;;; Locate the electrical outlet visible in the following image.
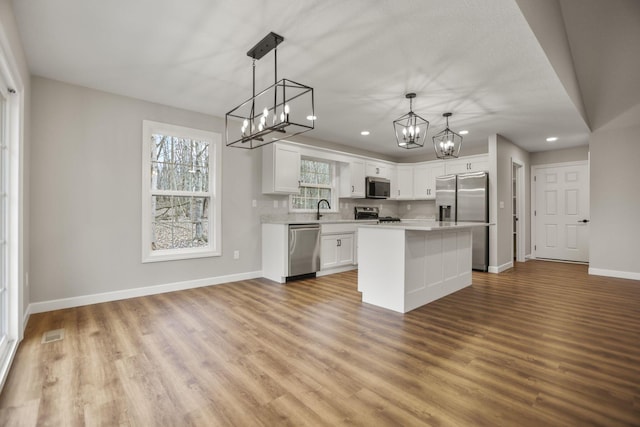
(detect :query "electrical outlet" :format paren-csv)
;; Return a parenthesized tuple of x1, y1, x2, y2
(499, 201, 505, 209)
(233, 250, 240, 260)
(273, 200, 279, 208)
(407, 204, 411, 210)
(252, 199, 257, 208)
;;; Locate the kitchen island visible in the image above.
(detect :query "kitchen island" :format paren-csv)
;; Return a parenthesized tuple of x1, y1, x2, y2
(357, 221, 489, 313)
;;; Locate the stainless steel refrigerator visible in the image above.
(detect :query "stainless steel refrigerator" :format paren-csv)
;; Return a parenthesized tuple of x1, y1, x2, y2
(436, 171, 489, 271)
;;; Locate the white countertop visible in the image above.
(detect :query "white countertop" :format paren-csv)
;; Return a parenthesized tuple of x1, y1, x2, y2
(358, 221, 490, 231)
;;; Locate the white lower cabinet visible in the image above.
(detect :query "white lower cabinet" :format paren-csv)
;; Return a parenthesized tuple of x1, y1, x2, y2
(321, 234, 354, 270)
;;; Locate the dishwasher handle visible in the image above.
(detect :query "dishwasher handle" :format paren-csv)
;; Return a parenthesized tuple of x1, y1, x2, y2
(288, 223, 320, 230)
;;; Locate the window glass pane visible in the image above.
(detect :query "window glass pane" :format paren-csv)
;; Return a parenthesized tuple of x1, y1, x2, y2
(151, 134, 209, 192)
(292, 158, 334, 210)
(151, 196, 210, 250)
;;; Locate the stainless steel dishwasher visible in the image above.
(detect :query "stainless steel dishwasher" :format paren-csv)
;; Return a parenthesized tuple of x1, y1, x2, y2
(288, 223, 321, 279)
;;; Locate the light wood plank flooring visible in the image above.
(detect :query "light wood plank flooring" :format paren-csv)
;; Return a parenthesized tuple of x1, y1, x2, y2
(1, 261, 639, 426)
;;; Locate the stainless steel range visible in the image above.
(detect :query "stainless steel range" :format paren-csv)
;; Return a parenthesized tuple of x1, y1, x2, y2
(354, 206, 401, 223)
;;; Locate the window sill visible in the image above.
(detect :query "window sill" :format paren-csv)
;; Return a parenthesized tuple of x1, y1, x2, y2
(142, 247, 221, 263)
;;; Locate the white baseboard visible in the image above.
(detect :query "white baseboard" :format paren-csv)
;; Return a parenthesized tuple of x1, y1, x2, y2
(27, 270, 263, 314)
(488, 261, 513, 274)
(316, 265, 357, 277)
(588, 268, 640, 281)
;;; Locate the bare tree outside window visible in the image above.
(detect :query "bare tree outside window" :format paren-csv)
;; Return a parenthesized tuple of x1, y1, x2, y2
(291, 159, 334, 210)
(150, 135, 210, 250)
(142, 121, 221, 263)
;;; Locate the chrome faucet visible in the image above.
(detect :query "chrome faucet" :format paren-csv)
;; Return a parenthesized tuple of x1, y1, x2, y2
(317, 199, 331, 220)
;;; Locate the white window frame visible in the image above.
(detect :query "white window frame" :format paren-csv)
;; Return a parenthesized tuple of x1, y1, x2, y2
(289, 157, 339, 213)
(0, 31, 23, 390)
(142, 121, 221, 263)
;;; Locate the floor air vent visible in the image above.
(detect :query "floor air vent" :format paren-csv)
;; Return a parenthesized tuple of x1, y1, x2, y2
(41, 328, 65, 344)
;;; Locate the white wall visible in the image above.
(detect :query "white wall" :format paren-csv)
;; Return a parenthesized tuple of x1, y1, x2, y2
(530, 146, 589, 165)
(589, 123, 640, 279)
(30, 77, 265, 304)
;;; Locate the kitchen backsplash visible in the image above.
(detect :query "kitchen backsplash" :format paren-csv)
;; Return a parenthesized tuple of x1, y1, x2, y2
(259, 195, 436, 222)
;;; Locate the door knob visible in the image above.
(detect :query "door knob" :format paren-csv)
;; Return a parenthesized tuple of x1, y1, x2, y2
(578, 219, 590, 223)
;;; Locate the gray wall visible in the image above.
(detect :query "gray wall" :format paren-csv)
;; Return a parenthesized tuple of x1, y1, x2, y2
(30, 77, 266, 303)
(489, 134, 531, 270)
(589, 123, 640, 275)
(530, 146, 589, 165)
(515, 0, 590, 127)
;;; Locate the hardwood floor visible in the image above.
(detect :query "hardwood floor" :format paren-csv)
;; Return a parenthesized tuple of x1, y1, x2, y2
(1, 261, 639, 426)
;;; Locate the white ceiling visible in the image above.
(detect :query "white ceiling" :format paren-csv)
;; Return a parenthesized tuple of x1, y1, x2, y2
(12, 0, 592, 160)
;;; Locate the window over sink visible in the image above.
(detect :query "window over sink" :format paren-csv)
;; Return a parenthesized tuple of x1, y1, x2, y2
(290, 158, 338, 213)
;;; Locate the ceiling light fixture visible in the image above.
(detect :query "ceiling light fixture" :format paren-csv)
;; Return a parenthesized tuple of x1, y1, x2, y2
(225, 32, 315, 149)
(432, 112, 463, 159)
(459, 130, 469, 135)
(546, 136, 558, 142)
(393, 93, 429, 149)
(361, 131, 370, 136)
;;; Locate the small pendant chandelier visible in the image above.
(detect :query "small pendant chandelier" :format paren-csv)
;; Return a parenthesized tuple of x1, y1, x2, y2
(393, 93, 429, 149)
(432, 112, 462, 159)
(225, 32, 315, 149)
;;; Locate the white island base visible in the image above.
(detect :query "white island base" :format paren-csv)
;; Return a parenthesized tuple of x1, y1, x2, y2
(358, 223, 479, 313)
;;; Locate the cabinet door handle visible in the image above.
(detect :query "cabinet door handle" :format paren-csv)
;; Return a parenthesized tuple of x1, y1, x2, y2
(337, 239, 341, 247)
(376, 167, 380, 174)
(398, 190, 400, 195)
(351, 185, 354, 192)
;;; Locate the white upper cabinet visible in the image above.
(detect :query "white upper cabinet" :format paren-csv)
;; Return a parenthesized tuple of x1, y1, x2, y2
(262, 143, 301, 194)
(339, 159, 365, 198)
(444, 154, 489, 175)
(412, 161, 445, 200)
(396, 166, 414, 200)
(365, 160, 391, 179)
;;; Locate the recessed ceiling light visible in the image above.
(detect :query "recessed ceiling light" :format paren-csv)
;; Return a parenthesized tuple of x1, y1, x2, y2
(546, 137, 558, 142)
(306, 115, 317, 121)
(459, 130, 469, 135)
(361, 131, 370, 136)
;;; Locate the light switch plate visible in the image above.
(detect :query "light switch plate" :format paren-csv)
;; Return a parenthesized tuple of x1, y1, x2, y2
(499, 201, 505, 209)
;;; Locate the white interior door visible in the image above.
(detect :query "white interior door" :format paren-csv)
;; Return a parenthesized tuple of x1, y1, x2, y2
(534, 162, 589, 262)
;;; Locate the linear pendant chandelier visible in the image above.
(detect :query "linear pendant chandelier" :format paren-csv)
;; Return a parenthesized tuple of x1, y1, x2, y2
(225, 32, 315, 149)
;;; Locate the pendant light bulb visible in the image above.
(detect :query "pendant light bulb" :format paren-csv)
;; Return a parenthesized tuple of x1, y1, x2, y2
(284, 104, 290, 114)
(262, 107, 269, 118)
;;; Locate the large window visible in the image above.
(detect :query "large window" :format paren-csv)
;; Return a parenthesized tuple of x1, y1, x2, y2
(290, 158, 337, 212)
(142, 121, 221, 262)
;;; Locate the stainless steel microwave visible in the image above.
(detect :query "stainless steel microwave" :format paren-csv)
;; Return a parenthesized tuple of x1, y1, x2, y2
(365, 176, 390, 199)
